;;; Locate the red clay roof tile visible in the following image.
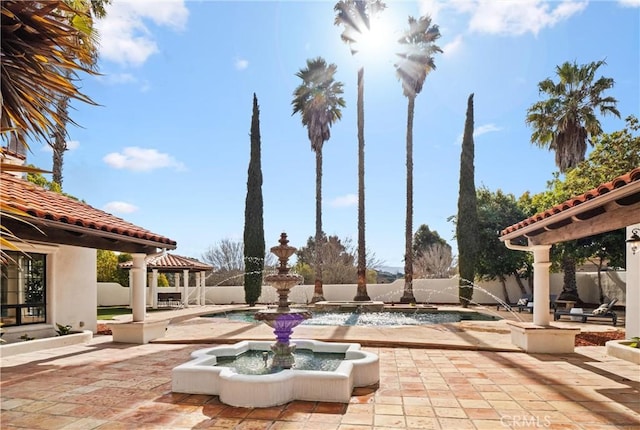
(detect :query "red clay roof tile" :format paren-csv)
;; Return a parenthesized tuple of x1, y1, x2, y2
(120, 252, 212, 271)
(500, 167, 640, 237)
(1, 173, 176, 248)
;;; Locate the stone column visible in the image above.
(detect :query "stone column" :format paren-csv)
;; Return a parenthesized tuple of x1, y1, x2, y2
(183, 269, 189, 308)
(131, 253, 147, 322)
(532, 245, 552, 326)
(201, 272, 206, 305)
(627, 224, 640, 338)
(151, 269, 158, 309)
(194, 272, 201, 305)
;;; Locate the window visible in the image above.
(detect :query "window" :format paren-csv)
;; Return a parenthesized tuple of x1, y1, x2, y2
(1, 252, 47, 326)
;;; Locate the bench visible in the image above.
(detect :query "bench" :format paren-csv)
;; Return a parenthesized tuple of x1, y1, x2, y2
(158, 292, 183, 308)
(553, 308, 617, 326)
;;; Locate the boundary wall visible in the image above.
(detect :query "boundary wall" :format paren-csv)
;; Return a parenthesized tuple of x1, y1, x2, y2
(98, 271, 626, 307)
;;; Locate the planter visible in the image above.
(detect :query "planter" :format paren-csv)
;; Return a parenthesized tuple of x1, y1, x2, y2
(0, 330, 93, 357)
(606, 340, 640, 365)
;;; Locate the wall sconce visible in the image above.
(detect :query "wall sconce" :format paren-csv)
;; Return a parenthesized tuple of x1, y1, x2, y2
(627, 228, 640, 255)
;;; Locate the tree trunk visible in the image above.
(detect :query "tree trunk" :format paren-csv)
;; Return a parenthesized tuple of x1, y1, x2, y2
(500, 275, 510, 306)
(51, 92, 70, 188)
(401, 96, 415, 304)
(557, 255, 580, 303)
(312, 149, 325, 302)
(513, 271, 528, 295)
(354, 67, 370, 301)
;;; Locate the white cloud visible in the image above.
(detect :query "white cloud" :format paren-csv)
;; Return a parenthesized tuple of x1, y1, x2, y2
(474, 123, 502, 137)
(419, 0, 444, 21)
(42, 140, 80, 152)
(455, 123, 502, 145)
(96, 73, 137, 85)
(442, 34, 463, 56)
(423, 0, 587, 36)
(466, 0, 588, 36)
(103, 147, 185, 172)
(619, 0, 640, 6)
(330, 194, 357, 208)
(96, 0, 189, 67)
(103, 201, 139, 214)
(234, 57, 249, 71)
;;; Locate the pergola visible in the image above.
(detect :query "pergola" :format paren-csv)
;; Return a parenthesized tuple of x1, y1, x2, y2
(499, 167, 640, 352)
(120, 252, 213, 308)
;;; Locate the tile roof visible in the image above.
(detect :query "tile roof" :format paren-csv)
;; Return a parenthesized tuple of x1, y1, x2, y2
(120, 252, 212, 271)
(1, 173, 177, 249)
(500, 167, 640, 237)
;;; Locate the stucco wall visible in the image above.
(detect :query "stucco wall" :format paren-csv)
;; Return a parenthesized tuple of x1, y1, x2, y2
(53, 245, 97, 333)
(97, 271, 626, 307)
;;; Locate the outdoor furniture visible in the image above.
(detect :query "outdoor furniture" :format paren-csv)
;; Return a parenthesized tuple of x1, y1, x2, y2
(525, 294, 558, 313)
(553, 298, 618, 326)
(497, 294, 532, 312)
(158, 292, 183, 308)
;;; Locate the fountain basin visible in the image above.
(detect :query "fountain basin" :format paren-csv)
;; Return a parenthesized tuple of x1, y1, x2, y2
(172, 339, 379, 407)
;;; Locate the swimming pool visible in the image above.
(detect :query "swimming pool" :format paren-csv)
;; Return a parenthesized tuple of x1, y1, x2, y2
(206, 309, 500, 326)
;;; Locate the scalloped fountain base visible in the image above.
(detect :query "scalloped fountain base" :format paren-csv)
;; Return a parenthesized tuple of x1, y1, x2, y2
(171, 339, 379, 407)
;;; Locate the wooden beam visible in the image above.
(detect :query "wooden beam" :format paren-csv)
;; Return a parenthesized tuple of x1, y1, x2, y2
(528, 202, 640, 245)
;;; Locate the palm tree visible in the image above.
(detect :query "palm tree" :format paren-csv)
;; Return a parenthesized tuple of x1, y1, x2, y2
(334, 0, 385, 301)
(394, 15, 442, 304)
(50, 0, 109, 188)
(292, 58, 346, 303)
(1, 0, 98, 260)
(526, 60, 620, 173)
(526, 60, 620, 303)
(1, 0, 97, 148)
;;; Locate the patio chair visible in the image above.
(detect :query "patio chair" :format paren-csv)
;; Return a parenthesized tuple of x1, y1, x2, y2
(496, 294, 532, 312)
(553, 298, 618, 326)
(524, 294, 558, 313)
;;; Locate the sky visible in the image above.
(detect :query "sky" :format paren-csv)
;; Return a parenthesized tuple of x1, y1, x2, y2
(22, 0, 640, 269)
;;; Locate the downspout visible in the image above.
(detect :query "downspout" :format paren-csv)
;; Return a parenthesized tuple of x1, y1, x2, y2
(504, 240, 552, 326)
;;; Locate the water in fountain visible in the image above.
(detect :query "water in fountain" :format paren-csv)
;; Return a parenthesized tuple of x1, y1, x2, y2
(213, 349, 346, 375)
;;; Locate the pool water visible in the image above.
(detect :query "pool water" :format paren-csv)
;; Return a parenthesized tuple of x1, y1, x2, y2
(207, 310, 500, 326)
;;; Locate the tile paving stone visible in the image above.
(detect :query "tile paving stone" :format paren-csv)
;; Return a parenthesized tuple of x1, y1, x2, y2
(405, 415, 440, 429)
(436, 417, 475, 429)
(373, 413, 406, 427)
(58, 417, 108, 430)
(341, 413, 374, 425)
(2, 311, 639, 430)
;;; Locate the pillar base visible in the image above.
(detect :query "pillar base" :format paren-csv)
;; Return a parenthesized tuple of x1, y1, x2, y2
(109, 320, 169, 344)
(506, 321, 579, 353)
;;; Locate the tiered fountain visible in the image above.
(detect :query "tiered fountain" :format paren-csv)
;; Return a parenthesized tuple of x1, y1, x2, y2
(253, 232, 311, 368)
(172, 233, 379, 407)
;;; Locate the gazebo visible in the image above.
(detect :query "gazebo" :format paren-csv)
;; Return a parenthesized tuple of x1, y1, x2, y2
(499, 167, 640, 353)
(120, 252, 213, 308)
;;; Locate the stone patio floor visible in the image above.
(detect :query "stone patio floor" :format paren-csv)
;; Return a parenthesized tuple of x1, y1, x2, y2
(1, 306, 639, 429)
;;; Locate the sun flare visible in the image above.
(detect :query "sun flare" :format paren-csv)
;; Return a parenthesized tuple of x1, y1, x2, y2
(354, 15, 395, 64)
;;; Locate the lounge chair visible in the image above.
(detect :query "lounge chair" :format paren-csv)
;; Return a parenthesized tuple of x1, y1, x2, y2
(524, 294, 558, 313)
(497, 294, 532, 312)
(553, 298, 618, 326)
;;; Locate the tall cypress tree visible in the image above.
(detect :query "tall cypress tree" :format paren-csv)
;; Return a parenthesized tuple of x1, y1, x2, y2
(243, 93, 265, 306)
(456, 93, 479, 307)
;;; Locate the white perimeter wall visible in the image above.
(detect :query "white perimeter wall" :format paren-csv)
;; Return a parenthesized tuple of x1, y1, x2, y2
(98, 271, 627, 307)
